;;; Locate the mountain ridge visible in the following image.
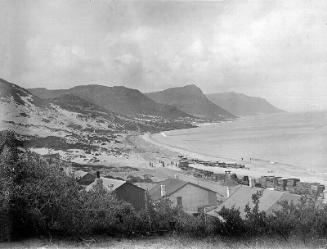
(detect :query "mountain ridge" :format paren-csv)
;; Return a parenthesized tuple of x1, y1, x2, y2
(146, 84, 235, 120)
(206, 92, 284, 116)
(30, 85, 192, 119)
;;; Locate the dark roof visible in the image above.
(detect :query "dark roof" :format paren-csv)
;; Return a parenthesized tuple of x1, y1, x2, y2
(149, 178, 216, 201)
(78, 173, 96, 186)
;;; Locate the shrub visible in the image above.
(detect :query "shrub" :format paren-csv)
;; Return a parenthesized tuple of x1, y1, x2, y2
(244, 191, 269, 236)
(74, 181, 138, 236)
(218, 206, 246, 237)
(9, 152, 81, 237)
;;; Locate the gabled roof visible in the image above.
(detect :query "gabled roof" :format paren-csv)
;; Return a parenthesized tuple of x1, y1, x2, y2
(206, 185, 300, 218)
(74, 170, 88, 179)
(85, 177, 126, 192)
(149, 178, 217, 201)
(134, 182, 157, 191)
(78, 172, 96, 186)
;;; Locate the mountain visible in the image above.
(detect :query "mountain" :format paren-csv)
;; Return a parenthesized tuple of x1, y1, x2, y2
(49, 94, 112, 116)
(146, 84, 235, 120)
(30, 85, 191, 119)
(0, 78, 46, 107)
(206, 92, 284, 116)
(0, 78, 195, 165)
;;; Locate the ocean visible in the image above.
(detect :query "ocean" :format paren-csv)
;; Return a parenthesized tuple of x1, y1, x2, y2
(152, 111, 327, 183)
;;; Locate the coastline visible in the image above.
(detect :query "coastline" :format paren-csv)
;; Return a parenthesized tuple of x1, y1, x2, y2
(141, 129, 327, 186)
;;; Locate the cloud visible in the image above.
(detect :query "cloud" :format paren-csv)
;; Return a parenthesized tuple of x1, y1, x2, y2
(1, 0, 327, 111)
(187, 39, 204, 57)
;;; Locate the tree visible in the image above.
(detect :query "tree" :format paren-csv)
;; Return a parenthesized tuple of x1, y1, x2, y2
(218, 206, 246, 237)
(9, 151, 81, 237)
(244, 191, 268, 236)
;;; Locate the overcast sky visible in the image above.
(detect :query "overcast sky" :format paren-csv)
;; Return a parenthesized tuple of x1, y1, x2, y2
(1, 0, 327, 111)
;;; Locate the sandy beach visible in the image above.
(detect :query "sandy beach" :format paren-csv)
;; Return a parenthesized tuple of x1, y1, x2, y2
(141, 131, 327, 186)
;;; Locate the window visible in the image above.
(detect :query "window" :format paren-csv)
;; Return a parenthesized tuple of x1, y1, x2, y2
(177, 196, 182, 207)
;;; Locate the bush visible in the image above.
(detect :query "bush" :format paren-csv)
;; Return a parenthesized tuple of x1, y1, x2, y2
(175, 212, 213, 237)
(4, 131, 327, 241)
(244, 191, 269, 236)
(8, 154, 142, 237)
(73, 182, 139, 236)
(218, 206, 246, 237)
(9, 152, 81, 237)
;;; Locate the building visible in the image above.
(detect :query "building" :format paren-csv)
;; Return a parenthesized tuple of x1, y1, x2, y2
(206, 185, 300, 219)
(149, 178, 218, 214)
(86, 174, 146, 211)
(73, 170, 88, 180)
(77, 172, 97, 186)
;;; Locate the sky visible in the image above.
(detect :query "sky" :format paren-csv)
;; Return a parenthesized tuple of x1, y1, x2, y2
(1, 0, 327, 112)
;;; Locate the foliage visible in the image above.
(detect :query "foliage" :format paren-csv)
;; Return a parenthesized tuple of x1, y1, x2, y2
(244, 191, 269, 236)
(218, 206, 245, 237)
(9, 152, 81, 237)
(3, 132, 327, 241)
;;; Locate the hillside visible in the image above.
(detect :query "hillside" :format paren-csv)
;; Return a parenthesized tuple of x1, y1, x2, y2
(48, 94, 119, 119)
(30, 85, 191, 119)
(0, 79, 195, 165)
(146, 85, 235, 120)
(0, 78, 46, 107)
(206, 92, 284, 116)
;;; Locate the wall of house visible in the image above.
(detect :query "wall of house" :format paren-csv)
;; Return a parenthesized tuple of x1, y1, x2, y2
(169, 184, 217, 213)
(115, 183, 146, 211)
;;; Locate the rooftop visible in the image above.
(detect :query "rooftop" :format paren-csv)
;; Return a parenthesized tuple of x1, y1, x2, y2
(149, 178, 217, 201)
(207, 185, 300, 218)
(85, 177, 126, 192)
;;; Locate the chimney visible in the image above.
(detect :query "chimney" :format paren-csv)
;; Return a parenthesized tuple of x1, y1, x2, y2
(224, 170, 231, 182)
(96, 171, 100, 179)
(160, 184, 166, 197)
(249, 177, 253, 187)
(226, 186, 230, 198)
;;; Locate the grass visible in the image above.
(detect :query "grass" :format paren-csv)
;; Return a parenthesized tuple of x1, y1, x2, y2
(1, 235, 326, 249)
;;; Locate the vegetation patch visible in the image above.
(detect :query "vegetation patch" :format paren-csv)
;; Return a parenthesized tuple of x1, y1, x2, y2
(23, 136, 98, 151)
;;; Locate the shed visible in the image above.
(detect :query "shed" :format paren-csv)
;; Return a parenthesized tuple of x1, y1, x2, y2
(78, 172, 96, 186)
(86, 177, 146, 211)
(74, 170, 88, 180)
(149, 178, 217, 214)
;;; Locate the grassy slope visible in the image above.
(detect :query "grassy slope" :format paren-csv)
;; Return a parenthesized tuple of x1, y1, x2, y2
(1, 236, 324, 249)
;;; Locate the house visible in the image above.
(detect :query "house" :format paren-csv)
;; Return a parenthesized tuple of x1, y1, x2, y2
(206, 185, 300, 219)
(134, 182, 157, 191)
(78, 172, 97, 186)
(86, 174, 146, 211)
(73, 170, 88, 180)
(148, 178, 218, 214)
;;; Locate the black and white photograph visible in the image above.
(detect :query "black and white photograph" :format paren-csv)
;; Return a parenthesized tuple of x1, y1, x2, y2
(1, 0, 327, 248)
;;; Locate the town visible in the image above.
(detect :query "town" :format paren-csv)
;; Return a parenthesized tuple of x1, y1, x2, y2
(41, 148, 327, 219)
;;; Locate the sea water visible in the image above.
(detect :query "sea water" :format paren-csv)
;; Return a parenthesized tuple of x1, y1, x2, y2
(152, 111, 327, 182)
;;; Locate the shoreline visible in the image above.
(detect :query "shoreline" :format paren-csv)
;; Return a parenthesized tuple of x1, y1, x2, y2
(141, 130, 327, 186)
